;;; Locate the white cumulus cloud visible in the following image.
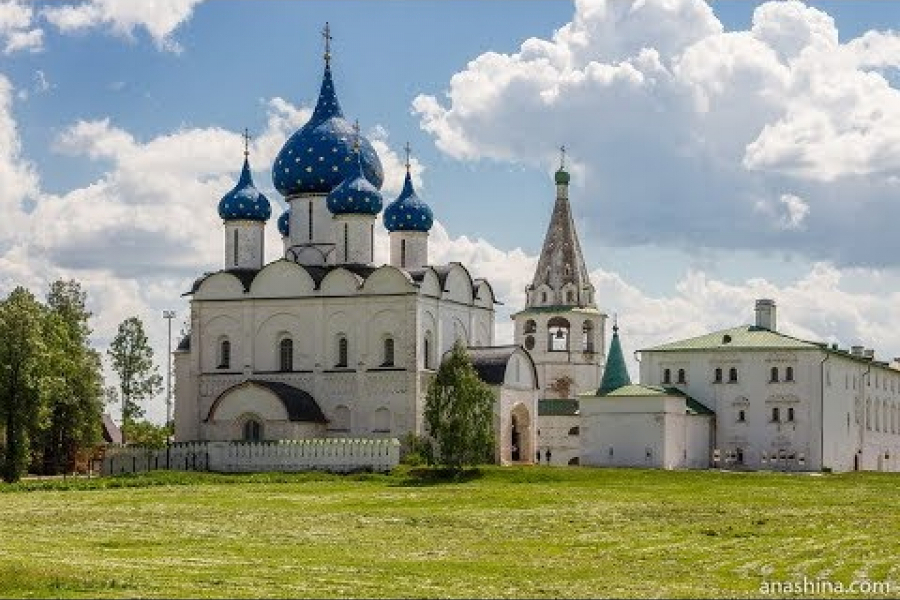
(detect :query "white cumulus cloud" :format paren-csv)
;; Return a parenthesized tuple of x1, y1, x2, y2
(42, 0, 205, 52)
(414, 0, 900, 267)
(0, 0, 43, 53)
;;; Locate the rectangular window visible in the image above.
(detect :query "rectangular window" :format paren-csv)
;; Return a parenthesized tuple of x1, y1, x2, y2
(737, 410, 746, 423)
(308, 201, 313, 241)
(787, 407, 795, 422)
(771, 407, 780, 422)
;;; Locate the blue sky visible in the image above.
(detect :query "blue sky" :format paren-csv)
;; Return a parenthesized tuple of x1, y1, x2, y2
(4, 0, 900, 423)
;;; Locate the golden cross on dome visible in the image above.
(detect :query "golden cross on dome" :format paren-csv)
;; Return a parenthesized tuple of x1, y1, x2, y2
(242, 128, 251, 158)
(559, 144, 566, 169)
(404, 142, 412, 172)
(322, 22, 332, 65)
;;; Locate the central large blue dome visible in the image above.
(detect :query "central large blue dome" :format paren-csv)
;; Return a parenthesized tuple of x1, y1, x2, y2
(272, 62, 383, 198)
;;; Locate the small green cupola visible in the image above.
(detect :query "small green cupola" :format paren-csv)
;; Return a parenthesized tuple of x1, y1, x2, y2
(598, 323, 631, 395)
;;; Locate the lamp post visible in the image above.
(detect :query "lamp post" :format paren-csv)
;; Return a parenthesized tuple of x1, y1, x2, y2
(163, 310, 176, 428)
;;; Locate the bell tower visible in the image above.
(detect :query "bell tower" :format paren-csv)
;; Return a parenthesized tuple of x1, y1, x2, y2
(512, 146, 606, 400)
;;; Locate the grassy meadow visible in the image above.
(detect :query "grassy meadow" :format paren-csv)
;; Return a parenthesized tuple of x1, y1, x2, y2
(0, 466, 898, 598)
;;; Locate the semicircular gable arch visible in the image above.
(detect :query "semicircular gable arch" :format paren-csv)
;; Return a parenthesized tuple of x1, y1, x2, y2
(250, 260, 316, 298)
(419, 268, 442, 298)
(361, 265, 416, 295)
(442, 263, 475, 304)
(194, 272, 248, 300)
(474, 279, 497, 308)
(320, 268, 364, 296)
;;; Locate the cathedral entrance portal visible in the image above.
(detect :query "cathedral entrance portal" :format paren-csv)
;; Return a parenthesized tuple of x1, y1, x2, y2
(509, 403, 532, 464)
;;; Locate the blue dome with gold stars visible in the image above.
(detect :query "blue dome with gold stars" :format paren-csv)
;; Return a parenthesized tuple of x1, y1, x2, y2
(218, 157, 271, 222)
(327, 156, 383, 215)
(272, 60, 383, 198)
(277, 209, 290, 236)
(384, 171, 433, 232)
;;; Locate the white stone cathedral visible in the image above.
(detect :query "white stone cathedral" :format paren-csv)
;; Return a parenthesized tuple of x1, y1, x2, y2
(173, 27, 540, 464)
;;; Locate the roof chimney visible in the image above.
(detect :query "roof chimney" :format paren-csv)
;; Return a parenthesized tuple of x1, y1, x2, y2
(851, 345, 864, 357)
(863, 348, 875, 360)
(754, 299, 776, 331)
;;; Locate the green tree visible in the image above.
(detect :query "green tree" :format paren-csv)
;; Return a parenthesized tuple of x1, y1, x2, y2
(424, 342, 495, 470)
(107, 317, 162, 445)
(122, 420, 171, 449)
(34, 280, 103, 474)
(0, 287, 51, 483)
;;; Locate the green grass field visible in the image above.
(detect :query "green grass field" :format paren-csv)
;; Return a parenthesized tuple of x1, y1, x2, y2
(0, 467, 897, 598)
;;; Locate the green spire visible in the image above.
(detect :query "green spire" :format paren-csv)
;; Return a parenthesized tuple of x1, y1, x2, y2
(598, 323, 631, 395)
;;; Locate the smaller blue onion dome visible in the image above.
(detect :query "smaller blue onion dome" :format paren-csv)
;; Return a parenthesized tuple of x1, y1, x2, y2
(218, 157, 271, 222)
(384, 170, 433, 232)
(326, 137, 384, 216)
(277, 209, 290, 236)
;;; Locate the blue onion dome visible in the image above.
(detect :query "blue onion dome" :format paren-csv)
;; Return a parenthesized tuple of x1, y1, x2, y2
(218, 156, 271, 221)
(327, 164, 384, 215)
(277, 209, 290, 236)
(272, 60, 384, 197)
(384, 171, 433, 232)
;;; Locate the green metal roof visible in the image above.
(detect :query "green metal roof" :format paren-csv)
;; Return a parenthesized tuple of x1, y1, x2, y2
(642, 325, 822, 352)
(597, 326, 631, 394)
(602, 384, 668, 397)
(538, 399, 579, 416)
(588, 384, 715, 416)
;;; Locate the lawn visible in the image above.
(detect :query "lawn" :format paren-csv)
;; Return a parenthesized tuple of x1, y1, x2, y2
(0, 467, 897, 598)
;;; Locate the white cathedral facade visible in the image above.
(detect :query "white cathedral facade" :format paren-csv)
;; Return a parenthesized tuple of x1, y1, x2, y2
(173, 32, 540, 464)
(173, 26, 900, 473)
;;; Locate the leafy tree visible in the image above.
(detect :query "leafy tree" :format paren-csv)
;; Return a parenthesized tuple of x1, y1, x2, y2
(122, 420, 171, 450)
(34, 280, 103, 474)
(424, 342, 495, 470)
(107, 317, 162, 444)
(0, 288, 51, 482)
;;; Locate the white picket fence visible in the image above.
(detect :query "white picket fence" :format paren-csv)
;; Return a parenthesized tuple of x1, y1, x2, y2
(102, 438, 400, 475)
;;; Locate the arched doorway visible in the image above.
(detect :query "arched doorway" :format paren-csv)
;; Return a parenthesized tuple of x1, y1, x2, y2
(509, 403, 533, 464)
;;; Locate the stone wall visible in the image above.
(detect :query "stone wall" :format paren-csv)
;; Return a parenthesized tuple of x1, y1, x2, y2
(102, 438, 400, 475)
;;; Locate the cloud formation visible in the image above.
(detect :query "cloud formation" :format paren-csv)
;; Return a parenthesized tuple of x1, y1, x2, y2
(0, 0, 43, 53)
(414, 0, 900, 267)
(42, 0, 205, 52)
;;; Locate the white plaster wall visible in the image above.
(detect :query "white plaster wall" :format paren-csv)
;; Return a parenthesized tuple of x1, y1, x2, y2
(203, 420, 324, 441)
(639, 347, 900, 472)
(537, 415, 580, 466)
(390, 231, 428, 270)
(580, 397, 672, 468)
(173, 350, 198, 441)
(289, 195, 333, 252)
(224, 221, 265, 270)
(333, 214, 376, 264)
(181, 262, 496, 449)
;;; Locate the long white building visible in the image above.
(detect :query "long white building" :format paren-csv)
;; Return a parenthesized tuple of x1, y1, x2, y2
(630, 299, 900, 472)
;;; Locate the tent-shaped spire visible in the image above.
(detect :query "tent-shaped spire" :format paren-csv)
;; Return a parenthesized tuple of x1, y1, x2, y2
(528, 147, 593, 307)
(598, 323, 631, 395)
